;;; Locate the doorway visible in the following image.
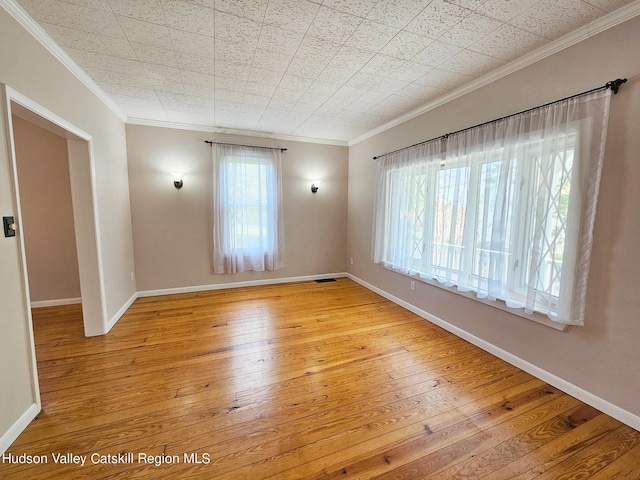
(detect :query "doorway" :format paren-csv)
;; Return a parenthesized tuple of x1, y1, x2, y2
(6, 90, 108, 338)
(0, 85, 108, 453)
(12, 114, 82, 310)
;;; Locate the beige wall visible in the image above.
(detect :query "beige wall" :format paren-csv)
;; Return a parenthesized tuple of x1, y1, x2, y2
(348, 16, 640, 418)
(126, 125, 349, 292)
(0, 9, 135, 323)
(0, 6, 135, 448)
(0, 85, 37, 455)
(12, 115, 81, 303)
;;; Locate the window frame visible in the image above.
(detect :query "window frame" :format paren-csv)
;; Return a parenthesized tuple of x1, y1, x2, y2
(220, 154, 274, 254)
(377, 130, 583, 330)
(212, 144, 285, 274)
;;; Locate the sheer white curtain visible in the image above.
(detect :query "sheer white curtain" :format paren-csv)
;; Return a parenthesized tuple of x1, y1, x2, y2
(212, 144, 285, 273)
(373, 89, 611, 325)
(372, 139, 444, 271)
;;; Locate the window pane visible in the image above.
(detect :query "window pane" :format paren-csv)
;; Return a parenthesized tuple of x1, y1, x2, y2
(432, 165, 469, 274)
(472, 159, 517, 281)
(384, 168, 427, 268)
(522, 144, 575, 299)
(223, 161, 272, 252)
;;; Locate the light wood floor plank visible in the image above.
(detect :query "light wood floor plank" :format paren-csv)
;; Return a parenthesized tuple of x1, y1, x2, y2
(2, 278, 639, 479)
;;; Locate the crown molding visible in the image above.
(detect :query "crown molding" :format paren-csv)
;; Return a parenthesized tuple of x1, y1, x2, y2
(349, 0, 640, 146)
(1, 0, 127, 122)
(126, 117, 350, 147)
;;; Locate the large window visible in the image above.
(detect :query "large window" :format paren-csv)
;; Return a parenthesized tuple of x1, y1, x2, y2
(372, 90, 611, 326)
(212, 144, 285, 273)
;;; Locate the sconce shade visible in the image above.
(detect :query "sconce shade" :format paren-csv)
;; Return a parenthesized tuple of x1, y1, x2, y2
(172, 172, 183, 189)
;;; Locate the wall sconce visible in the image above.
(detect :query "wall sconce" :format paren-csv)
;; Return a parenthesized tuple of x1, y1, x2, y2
(311, 180, 321, 193)
(172, 172, 183, 189)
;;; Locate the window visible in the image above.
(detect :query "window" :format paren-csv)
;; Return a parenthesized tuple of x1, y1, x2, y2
(212, 144, 285, 273)
(372, 89, 611, 326)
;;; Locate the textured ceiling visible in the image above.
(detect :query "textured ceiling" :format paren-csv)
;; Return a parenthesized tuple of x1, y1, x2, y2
(12, 0, 637, 143)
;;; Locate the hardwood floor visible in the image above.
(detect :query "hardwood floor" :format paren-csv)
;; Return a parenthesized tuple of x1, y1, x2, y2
(3, 278, 639, 479)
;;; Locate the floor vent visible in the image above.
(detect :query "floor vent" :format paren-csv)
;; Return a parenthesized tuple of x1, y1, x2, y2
(315, 278, 337, 283)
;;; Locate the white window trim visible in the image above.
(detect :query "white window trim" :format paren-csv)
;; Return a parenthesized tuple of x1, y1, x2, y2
(404, 272, 568, 331)
(382, 132, 578, 322)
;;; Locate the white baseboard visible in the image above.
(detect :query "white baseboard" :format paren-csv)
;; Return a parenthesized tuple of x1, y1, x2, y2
(105, 292, 138, 334)
(30, 297, 81, 308)
(137, 272, 348, 298)
(347, 273, 640, 432)
(0, 403, 40, 455)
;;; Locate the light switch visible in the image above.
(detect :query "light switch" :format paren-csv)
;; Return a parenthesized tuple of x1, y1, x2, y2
(3, 216, 16, 238)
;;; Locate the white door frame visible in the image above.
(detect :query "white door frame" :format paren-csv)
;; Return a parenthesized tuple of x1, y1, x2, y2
(4, 86, 109, 336)
(0, 84, 109, 454)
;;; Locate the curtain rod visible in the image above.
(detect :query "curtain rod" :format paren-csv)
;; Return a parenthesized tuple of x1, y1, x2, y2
(372, 78, 627, 160)
(204, 140, 287, 152)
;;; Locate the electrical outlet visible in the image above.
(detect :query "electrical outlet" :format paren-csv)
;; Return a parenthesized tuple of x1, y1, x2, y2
(131, 272, 135, 282)
(349, 257, 354, 265)
(410, 280, 416, 291)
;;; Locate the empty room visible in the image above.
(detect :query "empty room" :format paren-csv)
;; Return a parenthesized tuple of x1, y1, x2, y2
(1, 0, 639, 478)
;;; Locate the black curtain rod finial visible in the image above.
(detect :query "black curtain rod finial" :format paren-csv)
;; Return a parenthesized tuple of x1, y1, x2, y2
(606, 78, 627, 94)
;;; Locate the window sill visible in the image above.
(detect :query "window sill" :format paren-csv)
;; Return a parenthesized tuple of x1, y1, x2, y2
(406, 272, 569, 331)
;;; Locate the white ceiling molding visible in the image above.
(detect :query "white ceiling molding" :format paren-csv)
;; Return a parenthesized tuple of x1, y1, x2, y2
(126, 117, 349, 147)
(349, 1, 640, 146)
(0, 0, 127, 122)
